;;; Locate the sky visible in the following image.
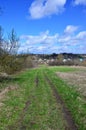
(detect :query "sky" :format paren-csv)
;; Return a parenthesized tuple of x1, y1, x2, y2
(0, 0, 86, 54)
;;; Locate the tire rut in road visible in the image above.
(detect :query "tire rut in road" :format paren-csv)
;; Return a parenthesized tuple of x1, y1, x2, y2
(44, 74, 78, 130)
(19, 75, 39, 129)
(35, 74, 39, 87)
(18, 100, 31, 130)
(7, 99, 31, 130)
(8, 75, 39, 130)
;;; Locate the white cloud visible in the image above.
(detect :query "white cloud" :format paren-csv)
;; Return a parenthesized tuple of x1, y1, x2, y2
(73, 0, 86, 6)
(76, 31, 86, 39)
(29, 0, 67, 19)
(58, 36, 71, 43)
(20, 30, 59, 45)
(19, 25, 86, 54)
(64, 25, 78, 34)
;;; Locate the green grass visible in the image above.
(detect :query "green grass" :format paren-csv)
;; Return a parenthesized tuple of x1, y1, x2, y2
(0, 69, 38, 129)
(45, 67, 86, 130)
(0, 66, 86, 130)
(17, 69, 67, 130)
(0, 68, 67, 130)
(49, 66, 77, 72)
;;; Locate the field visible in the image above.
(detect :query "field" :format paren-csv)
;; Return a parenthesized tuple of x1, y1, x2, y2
(0, 66, 86, 130)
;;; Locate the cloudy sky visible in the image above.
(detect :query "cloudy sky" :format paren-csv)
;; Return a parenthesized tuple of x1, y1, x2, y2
(0, 0, 86, 54)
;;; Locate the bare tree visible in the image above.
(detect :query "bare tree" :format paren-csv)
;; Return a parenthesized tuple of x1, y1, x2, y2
(0, 27, 33, 74)
(0, 28, 19, 55)
(0, 27, 20, 74)
(7, 28, 19, 54)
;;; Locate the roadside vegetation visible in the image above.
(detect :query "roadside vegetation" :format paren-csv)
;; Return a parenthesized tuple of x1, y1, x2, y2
(0, 26, 34, 75)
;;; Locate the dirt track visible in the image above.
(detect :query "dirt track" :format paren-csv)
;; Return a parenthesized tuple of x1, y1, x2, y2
(18, 73, 77, 130)
(44, 74, 78, 130)
(0, 70, 80, 130)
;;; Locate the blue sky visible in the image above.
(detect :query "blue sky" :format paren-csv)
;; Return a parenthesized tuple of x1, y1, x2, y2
(0, 0, 86, 54)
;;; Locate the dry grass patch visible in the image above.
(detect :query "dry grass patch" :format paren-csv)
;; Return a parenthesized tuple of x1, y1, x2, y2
(56, 66, 86, 97)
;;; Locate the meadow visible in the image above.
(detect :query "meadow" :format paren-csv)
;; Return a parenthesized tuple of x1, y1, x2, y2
(0, 66, 86, 130)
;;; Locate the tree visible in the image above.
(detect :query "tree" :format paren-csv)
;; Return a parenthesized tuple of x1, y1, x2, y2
(57, 54, 64, 65)
(4, 29, 20, 73)
(0, 28, 20, 74)
(7, 28, 19, 54)
(57, 54, 64, 61)
(0, 27, 33, 74)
